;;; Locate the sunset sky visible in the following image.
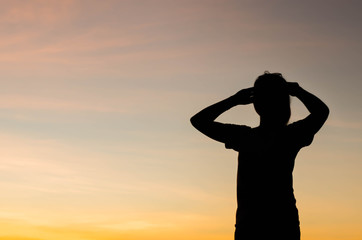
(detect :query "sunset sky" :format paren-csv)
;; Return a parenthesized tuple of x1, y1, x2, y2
(0, 1, 361, 239)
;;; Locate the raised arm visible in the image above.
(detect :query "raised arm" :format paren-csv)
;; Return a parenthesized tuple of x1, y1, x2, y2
(190, 88, 253, 143)
(288, 82, 329, 134)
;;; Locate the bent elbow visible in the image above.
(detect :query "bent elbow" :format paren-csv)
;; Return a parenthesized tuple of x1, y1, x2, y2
(190, 115, 200, 129)
(319, 105, 330, 124)
(323, 105, 330, 120)
(190, 115, 210, 133)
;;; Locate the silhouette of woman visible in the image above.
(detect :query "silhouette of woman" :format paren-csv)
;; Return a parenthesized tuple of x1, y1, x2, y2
(190, 72, 329, 240)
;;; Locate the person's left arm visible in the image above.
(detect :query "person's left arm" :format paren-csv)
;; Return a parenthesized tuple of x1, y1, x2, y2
(190, 88, 253, 143)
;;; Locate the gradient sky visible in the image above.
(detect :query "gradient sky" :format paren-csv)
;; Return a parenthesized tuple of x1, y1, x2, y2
(0, 1, 361, 239)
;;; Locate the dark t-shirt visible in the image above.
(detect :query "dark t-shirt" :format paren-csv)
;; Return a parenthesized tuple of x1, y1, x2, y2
(223, 120, 314, 230)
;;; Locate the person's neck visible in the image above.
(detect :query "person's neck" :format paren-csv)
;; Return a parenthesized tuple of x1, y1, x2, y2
(259, 118, 286, 130)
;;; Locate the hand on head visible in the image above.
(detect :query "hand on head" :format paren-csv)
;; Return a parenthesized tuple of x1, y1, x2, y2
(287, 82, 300, 96)
(233, 81, 300, 106)
(233, 87, 254, 105)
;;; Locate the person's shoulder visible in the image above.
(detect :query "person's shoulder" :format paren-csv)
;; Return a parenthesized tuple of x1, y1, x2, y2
(287, 119, 304, 128)
(287, 119, 315, 133)
(287, 120, 314, 147)
(224, 123, 252, 131)
(224, 124, 252, 151)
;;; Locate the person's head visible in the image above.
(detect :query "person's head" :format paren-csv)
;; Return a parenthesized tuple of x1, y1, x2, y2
(253, 71, 290, 126)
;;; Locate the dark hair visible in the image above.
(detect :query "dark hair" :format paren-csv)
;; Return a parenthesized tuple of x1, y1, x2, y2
(253, 71, 291, 125)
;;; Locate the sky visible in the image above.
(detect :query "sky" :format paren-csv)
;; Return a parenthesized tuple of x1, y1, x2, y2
(0, 0, 361, 239)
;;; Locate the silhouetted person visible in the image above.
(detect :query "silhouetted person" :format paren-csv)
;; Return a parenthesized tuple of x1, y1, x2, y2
(190, 72, 329, 240)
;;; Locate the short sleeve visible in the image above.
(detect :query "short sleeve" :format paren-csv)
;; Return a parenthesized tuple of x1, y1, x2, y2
(223, 124, 251, 151)
(288, 119, 315, 148)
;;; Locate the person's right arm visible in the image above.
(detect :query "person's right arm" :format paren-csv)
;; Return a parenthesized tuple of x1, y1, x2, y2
(288, 82, 329, 134)
(190, 88, 253, 143)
